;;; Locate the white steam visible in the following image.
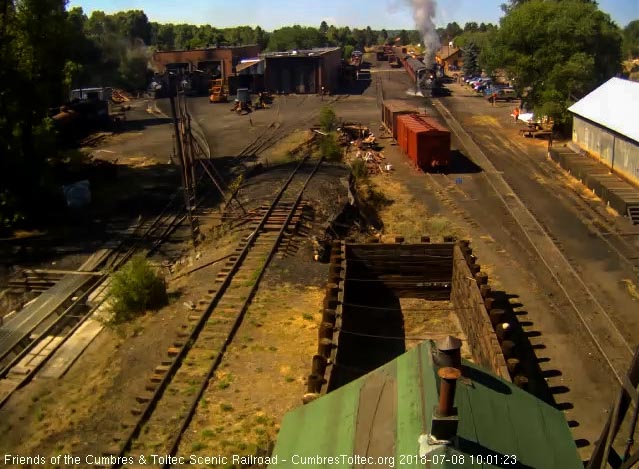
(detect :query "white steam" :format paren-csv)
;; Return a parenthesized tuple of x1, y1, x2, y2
(408, 0, 440, 67)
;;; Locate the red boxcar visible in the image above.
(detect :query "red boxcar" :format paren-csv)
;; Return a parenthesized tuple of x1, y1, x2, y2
(382, 99, 419, 141)
(396, 114, 451, 170)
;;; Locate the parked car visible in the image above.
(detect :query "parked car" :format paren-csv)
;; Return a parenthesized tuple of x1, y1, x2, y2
(486, 88, 519, 102)
(474, 79, 492, 92)
(483, 84, 510, 96)
(469, 77, 489, 88)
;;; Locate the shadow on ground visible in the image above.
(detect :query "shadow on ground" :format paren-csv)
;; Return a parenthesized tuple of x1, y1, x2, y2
(119, 117, 173, 132)
(488, 288, 588, 452)
(443, 150, 483, 174)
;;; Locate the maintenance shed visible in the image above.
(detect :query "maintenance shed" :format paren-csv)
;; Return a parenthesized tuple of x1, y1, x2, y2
(269, 340, 582, 469)
(568, 77, 639, 186)
(151, 44, 260, 78)
(262, 47, 342, 94)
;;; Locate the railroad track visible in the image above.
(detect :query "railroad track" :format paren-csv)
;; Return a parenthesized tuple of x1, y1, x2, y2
(237, 94, 349, 159)
(490, 128, 639, 276)
(97, 156, 323, 468)
(0, 196, 189, 408)
(431, 99, 634, 384)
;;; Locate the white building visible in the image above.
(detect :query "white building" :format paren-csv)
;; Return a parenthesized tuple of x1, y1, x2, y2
(568, 78, 639, 186)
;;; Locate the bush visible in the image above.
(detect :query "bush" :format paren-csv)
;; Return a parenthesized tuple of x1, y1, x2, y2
(351, 159, 368, 181)
(108, 255, 167, 323)
(319, 133, 343, 161)
(319, 106, 338, 132)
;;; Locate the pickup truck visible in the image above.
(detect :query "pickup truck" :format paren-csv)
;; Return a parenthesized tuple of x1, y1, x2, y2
(486, 88, 519, 102)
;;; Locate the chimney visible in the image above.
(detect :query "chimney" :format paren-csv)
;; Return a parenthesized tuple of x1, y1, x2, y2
(431, 366, 461, 442)
(433, 335, 462, 369)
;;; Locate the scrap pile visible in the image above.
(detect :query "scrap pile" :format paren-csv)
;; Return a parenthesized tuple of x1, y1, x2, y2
(339, 124, 376, 148)
(111, 89, 132, 103)
(338, 123, 392, 175)
(349, 149, 392, 175)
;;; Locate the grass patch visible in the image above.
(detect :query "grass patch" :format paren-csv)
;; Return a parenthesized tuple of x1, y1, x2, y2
(191, 441, 205, 452)
(302, 313, 314, 321)
(264, 130, 312, 163)
(217, 373, 234, 390)
(255, 414, 270, 425)
(370, 178, 460, 242)
(427, 215, 455, 237)
(220, 403, 234, 412)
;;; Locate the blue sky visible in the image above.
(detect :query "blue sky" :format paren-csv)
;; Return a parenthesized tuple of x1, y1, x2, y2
(68, 0, 638, 29)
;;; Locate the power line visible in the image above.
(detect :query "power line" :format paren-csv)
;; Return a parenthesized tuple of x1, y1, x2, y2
(338, 301, 477, 312)
(337, 328, 468, 342)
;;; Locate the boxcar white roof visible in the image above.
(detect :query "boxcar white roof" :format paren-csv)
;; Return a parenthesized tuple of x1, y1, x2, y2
(568, 77, 639, 143)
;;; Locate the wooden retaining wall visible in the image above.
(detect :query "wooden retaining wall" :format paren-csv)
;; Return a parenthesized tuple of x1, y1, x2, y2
(450, 242, 510, 381)
(305, 239, 531, 400)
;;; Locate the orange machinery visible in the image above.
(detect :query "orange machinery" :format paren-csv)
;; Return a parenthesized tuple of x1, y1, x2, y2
(209, 78, 228, 103)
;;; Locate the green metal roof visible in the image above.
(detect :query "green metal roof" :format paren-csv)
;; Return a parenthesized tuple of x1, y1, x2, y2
(269, 341, 581, 468)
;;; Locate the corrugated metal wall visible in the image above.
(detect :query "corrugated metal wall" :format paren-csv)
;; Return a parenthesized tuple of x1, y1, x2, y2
(266, 57, 317, 94)
(573, 117, 639, 186)
(319, 48, 342, 93)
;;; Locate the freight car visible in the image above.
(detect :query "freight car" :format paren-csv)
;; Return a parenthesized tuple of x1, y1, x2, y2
(395, 114, 450, 169)
(381, 99, 420, 140)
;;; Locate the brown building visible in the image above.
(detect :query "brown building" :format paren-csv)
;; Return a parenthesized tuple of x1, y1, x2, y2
(436, 46, 463, 73)
(261, 47, 342, 94)
(151, 44, 261, 79)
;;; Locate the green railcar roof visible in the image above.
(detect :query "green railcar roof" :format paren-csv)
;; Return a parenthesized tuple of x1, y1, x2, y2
(269, 340, 581, 469)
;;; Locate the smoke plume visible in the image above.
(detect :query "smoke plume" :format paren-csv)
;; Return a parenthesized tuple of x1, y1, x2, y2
(408, 0, 440, 67)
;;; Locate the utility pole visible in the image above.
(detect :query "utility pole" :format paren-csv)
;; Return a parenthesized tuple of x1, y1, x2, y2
(168, 74, 199, 246)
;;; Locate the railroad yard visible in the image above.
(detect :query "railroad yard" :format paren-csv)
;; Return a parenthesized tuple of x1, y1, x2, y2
(1, 51, 639, 468)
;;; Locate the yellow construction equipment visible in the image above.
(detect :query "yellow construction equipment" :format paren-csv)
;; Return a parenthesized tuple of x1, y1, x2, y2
(209, 78, 228, 103)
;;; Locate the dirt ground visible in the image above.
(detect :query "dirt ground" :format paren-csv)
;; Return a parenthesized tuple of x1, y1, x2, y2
(2, 51, 636, 466)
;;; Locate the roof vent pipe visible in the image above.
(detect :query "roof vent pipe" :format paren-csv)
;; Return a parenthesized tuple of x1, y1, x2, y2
(430, 366, 461, 442)
(433, 335, 462, 370)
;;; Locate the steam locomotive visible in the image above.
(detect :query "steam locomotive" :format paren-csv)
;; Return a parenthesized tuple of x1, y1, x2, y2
(393, 47, 445, 97)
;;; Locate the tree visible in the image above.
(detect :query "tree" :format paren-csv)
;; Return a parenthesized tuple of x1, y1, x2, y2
(464, 22, 479, 33)
(462, 42, 481, 77)
(399, 29, 409, 45)
(153, 23, 175, 50)
(623, 20, 639, 58)
(408, 30, 421, 45)
(444, 22, 462, 41)
(112, 10, 151, 44)
(0, 0, 76, 229)
(364, 26, 374, 47)
(267, 25, 324, 51)
(343, 44, 354, 61)
(254, 25, 268, 50)
(319, 20, 328, 35)
(486, 0, 622, 124)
